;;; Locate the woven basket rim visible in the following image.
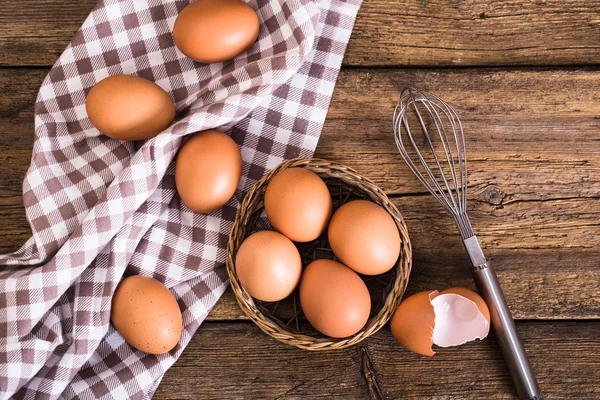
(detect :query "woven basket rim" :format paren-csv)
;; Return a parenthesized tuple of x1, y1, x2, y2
(226, 158, 412, 350)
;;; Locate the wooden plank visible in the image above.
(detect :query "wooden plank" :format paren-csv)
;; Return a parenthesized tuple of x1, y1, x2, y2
(154, 321, 600, 399)
(0, 0, 94, 67)
(323, 68, 600, 200)
(1, 68, 599, 320)
(2, 68, 599, 214)
(2, 0, 600, 67)
(347, 0, 600, 67)
(0, 69, 38, 253)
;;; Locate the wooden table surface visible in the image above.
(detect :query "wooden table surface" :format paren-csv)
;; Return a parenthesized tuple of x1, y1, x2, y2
(1, 1, 599, 399)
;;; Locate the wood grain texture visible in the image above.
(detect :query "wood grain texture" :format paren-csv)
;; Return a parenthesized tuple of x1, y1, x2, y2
(347, 0, 600, 67)
(153, 321, 600, 399)
(2, 0, 600, 67)
(1, 68, 598, 319)
(2, 2, 600, 398)
(0, 0, 94, 67)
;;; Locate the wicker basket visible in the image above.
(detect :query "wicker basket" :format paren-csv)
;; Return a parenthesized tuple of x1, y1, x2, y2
(226, 158, 412, 350)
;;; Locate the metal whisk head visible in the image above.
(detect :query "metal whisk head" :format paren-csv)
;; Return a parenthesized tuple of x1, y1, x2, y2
(393, 88, 474, 240)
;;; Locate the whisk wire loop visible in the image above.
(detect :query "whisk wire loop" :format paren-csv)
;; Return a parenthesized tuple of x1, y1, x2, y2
(415, 100, 460, 211)
(400, 110, 456, 213)
(393, 88, 474, 239)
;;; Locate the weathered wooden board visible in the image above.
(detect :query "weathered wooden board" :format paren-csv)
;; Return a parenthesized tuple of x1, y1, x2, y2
(347, 0, 600, 67)
(2, 0, 600, 67)
(0, 0, 94, 67)
(153, 321, 600, 399)
(2, 1, 600, 398)
(1, 68, 599, 319)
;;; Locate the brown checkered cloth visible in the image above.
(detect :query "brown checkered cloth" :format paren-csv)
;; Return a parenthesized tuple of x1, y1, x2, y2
(0, 0, 361, 398)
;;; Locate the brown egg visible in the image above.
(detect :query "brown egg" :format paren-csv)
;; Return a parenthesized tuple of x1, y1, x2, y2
(86, 75, 175, 141)
(173, 0, 260, 63)
(111, 276, 183, 354)
(299, 259, 371, 338)
(175, 130, 242, 213)
(389, 291, 436, 356)
(328, 200, 400, 275)
(235, 230, 302, 302)
(264, 168, 332, 242)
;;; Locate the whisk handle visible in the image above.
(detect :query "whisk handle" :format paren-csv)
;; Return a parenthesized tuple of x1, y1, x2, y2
(473, 264, 543, 400)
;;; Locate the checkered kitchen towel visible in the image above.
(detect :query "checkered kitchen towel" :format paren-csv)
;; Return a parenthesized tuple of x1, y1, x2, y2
(0, 0, 361, 398)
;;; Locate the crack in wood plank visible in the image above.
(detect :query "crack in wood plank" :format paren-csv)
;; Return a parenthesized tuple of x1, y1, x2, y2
(360, 345, 386, 400)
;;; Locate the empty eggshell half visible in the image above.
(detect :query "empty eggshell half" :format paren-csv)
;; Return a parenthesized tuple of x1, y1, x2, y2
(431, 291, 490, 347)
(390, 288, 490, 356)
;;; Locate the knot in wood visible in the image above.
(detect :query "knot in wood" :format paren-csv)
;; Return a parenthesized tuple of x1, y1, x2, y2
(483, 186, 505, 205)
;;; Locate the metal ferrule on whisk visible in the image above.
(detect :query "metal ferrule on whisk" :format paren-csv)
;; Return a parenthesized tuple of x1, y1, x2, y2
(393, 88, 542, 400)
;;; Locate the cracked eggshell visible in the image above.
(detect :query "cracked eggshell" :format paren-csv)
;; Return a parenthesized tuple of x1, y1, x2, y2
(441, 287, 490, 323)
(389, 291, 437, 356)
(390, 288, 490, 356)
(431, 290, 490, 348)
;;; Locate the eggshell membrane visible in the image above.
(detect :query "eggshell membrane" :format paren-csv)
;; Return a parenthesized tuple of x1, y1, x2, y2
(441, 287, 490, 323)
(431, 293, 490, 347)
(328, 200, 401, 275)
(175, 130, 242, 214)
(111, 276, 183, 355)
(173, 0, 260, 63)
(86, 75, 175, 141)
(390, 291, 436, 356)
(264, 168, 332, 242)
(235, 231, 302, 302)
(299, 259, 371, 338)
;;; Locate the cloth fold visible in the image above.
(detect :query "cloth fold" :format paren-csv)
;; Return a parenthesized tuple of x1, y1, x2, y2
(0, 0, 361, 398)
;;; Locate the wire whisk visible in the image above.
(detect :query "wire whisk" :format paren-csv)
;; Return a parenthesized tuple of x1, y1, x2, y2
(393, 88, 474, 239)
(392, 88, 543, 400)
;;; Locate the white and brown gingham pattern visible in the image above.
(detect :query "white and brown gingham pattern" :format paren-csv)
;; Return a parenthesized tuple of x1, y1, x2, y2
(0, 0, 361, 398)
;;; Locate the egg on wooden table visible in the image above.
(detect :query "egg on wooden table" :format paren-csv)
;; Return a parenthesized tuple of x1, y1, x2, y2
(264, 168, 332, 242)
(175, 130, 242, 214)
(173, 0, 260, 63)
(235, 230, 302, 302)
(328, 200, 401, 275)
(85, 75, 175, 141)
(111, 276, 183, 355)
(299, 259, 371, 338)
